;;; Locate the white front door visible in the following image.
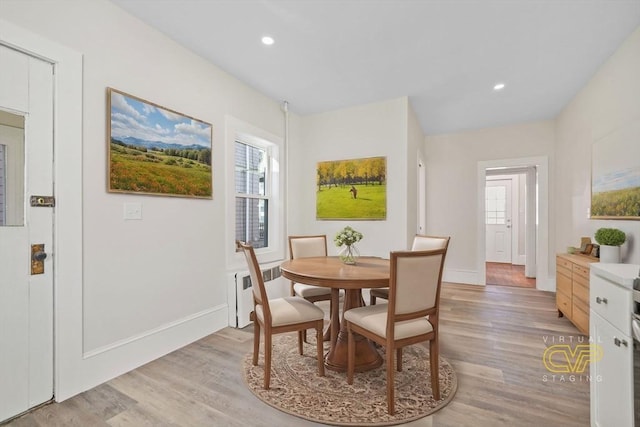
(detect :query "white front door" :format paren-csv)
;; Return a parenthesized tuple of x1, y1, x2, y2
(485, 179, 512, 263)
(0, 45, 54, 422)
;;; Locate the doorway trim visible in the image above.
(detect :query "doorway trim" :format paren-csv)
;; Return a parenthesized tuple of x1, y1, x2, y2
(1, 19, 83, 401)
(417, 151, 426, 234)
(477, 156, 550, 290)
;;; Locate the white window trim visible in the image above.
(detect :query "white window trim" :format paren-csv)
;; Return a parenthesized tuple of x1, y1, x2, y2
(225, 116, 285, 270)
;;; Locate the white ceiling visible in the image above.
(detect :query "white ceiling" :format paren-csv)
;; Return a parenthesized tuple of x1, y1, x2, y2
(110, 0, 640, 135)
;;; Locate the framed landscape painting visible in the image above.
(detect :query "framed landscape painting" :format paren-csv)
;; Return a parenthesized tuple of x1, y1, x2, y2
(591, 121, 640, 219)
(316, 156, 386, 220)
(107, 88, 213, 198)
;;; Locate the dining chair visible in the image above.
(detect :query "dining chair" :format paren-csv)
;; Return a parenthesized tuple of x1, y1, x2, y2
(345, 248, 447, 415)
(239, 242, 325, 390)
(369, 235, 450, 305)
(288, 235, 341, 340)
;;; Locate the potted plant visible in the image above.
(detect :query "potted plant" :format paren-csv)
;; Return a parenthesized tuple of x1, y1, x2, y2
(594, 228, 626, 263)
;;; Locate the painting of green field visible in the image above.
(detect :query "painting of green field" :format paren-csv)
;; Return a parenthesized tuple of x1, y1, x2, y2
(316, 184, 386, 219)
(590, 121, 640, 218)
(591, 187, 640, 218)
(108, 88, 212, 198)
(110, 142, 212, 197)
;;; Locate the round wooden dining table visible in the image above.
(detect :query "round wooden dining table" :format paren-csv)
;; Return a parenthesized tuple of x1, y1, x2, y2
(280, 256, 390, 372)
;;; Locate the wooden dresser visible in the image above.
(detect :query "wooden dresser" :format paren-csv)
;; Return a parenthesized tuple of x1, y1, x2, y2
(556, 253, 598, 335)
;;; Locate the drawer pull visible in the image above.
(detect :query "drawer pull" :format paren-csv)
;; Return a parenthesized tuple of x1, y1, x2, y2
(596, 297, 608, 304)
(614, 337, 629, 347)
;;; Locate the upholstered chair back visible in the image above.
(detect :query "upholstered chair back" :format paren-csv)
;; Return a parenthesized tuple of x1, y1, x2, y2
(289, 235, 328, 259)
(240, 243, 269, 309)
(391, 249, 446, 316)
(411, 235, 450, 251)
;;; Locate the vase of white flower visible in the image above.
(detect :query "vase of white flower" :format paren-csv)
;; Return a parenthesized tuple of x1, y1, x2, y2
(334, 226, 363, 265)
(338, 243, 360, 265)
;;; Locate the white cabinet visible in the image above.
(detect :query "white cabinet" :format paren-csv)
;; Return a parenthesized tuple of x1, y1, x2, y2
(591, 270, 634, 336)
(589, 263, 639, 427)
(590, 311, 633, 427)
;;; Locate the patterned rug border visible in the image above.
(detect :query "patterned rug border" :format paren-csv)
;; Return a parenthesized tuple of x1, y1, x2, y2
(242, 334, 457, 426)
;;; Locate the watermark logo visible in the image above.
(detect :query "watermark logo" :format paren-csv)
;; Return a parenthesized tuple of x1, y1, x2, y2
(542, 343, 603, 373)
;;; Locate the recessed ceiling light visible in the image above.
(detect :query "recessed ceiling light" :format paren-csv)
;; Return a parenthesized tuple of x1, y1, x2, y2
(493, 83, 506, 91)
(261, 36, 274, 46)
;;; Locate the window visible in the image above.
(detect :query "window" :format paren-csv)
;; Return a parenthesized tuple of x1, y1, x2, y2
(225, 116, 284, 267)
(485, 185, 506, 225)
(235, 141, 269, 248)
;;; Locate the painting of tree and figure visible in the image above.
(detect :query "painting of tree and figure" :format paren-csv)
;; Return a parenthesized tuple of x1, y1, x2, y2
(316, 156, 386, 220)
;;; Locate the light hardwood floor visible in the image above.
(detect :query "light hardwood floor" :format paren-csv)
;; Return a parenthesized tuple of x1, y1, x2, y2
(485, 262, 537, 288)
(4, 283, 590, 427)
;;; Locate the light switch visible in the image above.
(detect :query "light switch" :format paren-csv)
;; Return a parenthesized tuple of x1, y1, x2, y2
(124, 202, 142, 220)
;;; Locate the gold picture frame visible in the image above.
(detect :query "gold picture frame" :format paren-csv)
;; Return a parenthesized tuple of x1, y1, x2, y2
(316, 156, 386, 220)
(590, 121, 640, 219)
(107, 88, 212, 198)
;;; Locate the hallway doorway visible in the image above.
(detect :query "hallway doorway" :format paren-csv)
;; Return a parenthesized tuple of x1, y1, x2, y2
(484, 171, 536, 289)
(477, 156, 549, 290)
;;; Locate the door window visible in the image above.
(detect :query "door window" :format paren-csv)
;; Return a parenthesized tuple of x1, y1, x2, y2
(0, 112, 25, 226)
(485, 185, 506, 225)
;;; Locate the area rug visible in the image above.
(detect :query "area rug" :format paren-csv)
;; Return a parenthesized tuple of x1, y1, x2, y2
(242, 334, 457, 426)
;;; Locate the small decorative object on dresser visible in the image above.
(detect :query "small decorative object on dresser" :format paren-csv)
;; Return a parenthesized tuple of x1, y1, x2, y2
(556, 253, 599, 335)
(594, 227, 626, 263)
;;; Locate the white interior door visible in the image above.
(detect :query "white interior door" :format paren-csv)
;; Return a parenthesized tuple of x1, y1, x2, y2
(0, 45, 54, 422)
(485, 179, 512, 263)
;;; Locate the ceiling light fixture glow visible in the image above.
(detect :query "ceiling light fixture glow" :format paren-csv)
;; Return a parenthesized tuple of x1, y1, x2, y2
(493, 83, 506, 91)
(261, 36, 275, 46)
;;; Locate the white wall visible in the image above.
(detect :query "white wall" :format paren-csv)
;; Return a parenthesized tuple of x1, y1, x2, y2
(556, 25, 640, 265)
(288, 97, 416, 256)
(424, 121, 555, 284)
(4, 0, 638, 403)
(1, 0, 285, 399)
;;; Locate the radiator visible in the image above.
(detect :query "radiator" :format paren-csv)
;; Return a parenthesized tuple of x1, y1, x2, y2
(230, 262, 289, 328)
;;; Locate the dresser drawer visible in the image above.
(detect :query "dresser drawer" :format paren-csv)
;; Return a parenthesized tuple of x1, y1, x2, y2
(573, 296, 588, 315)
(573, 270, 589, 288)
(571, 303, 589, 334)
(590, 273, 632, 335)
(573, 264, 590, 281)
(557, 264, 572, 279)
(557, 256, 573, 270)
(557, 271, 572, 296)
(573, 279, 589, 305)
(557, 291, 571, 317)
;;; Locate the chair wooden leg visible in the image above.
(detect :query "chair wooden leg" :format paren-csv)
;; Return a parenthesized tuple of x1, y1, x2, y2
(302, 329, 308, 344)
(264, 332, 272, 390)
(253, 321, 260, 366)
(298, 330, 303, 355)
(396, 347, 403, 371)
(430, 338, 440, 400)
(370, 294, 376, 306)
(387, 343, 395, 415)
(347, 323, 355, 385)
(316, 321, 325, 377)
